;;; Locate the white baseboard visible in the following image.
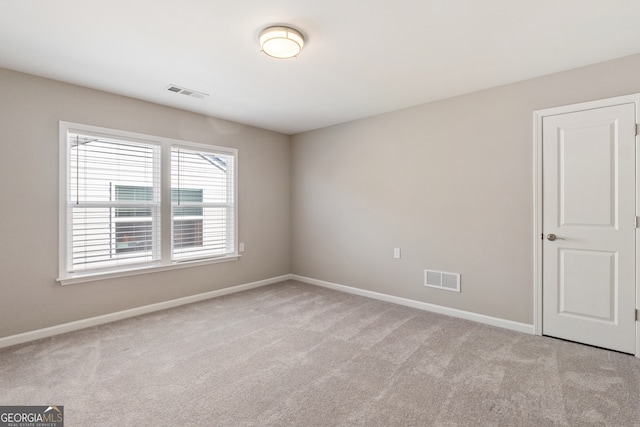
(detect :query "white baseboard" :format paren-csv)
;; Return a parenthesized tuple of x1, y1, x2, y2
(0, 275, 290, 349)
(0, 273, 535, 349)
(291, 275, 535, 335)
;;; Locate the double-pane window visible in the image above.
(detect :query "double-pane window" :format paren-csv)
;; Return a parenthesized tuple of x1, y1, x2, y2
(59, 122, 237, 283)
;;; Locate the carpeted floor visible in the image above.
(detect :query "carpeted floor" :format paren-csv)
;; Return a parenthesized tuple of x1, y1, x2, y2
(1, 280, 639, 426)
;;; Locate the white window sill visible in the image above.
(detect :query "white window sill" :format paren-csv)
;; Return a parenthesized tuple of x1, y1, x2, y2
(57, 255, 240, 286)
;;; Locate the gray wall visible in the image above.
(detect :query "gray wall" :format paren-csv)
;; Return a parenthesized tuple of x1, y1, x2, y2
(4, 53, 640, 339)
(0, 68, 291, 338)
(291, 54, 640, 325)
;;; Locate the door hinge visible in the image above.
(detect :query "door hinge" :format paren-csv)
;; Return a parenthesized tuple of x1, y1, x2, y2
(636, 309, 639, 321)
(636, 217, 640, 228)
(636, 123, 640, 136)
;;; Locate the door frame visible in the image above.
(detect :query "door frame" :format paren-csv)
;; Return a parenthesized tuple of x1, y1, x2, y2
(533, 93, 640, 358)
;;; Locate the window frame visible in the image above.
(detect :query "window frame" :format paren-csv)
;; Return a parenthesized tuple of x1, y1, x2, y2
(58, 121, 238, 285)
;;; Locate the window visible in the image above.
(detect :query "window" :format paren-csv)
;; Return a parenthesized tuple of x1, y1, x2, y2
(59, 122, 237, 284)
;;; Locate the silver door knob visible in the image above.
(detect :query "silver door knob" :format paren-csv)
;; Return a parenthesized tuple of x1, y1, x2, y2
(547, 234, 565, 241)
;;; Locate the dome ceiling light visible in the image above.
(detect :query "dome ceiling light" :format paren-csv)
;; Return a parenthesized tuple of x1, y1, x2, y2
(259, 26, 305, 59)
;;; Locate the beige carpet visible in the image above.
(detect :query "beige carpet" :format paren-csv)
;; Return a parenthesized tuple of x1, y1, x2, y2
(1, 280, 639, 426)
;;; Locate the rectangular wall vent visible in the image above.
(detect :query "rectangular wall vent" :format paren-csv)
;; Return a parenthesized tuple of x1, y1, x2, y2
(165, 84, 209, 100)
(424, 269, 460, 292)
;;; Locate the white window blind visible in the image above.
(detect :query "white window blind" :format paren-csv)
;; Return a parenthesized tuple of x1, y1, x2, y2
(59, 122, 238, 283)
(66, 133, 161, 273)
(171, 147, 235, 261)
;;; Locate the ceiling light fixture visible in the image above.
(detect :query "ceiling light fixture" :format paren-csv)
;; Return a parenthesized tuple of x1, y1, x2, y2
(259, 26, 305, 59)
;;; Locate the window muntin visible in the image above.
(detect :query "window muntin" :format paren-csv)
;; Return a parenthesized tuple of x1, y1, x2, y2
(60, 122, 237, 282)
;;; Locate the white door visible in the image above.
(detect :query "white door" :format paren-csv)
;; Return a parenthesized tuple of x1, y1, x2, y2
(542, 102, 636, 354)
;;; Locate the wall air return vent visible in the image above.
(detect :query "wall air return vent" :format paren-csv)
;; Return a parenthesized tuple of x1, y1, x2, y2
(166, 84, 209, 100)
(424, 269, 460, 292)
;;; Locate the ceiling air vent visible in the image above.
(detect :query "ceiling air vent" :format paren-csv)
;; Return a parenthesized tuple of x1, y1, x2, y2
(165, 84, 209, 100)
(424, 269, 461, 292)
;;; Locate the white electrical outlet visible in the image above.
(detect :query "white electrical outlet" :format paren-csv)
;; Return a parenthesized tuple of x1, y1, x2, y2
(393, 248, 401, 259)
(239, 242, 245, 252)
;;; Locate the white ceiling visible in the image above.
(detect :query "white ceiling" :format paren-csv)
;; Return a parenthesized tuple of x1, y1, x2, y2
(2, 1, 640, 135)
